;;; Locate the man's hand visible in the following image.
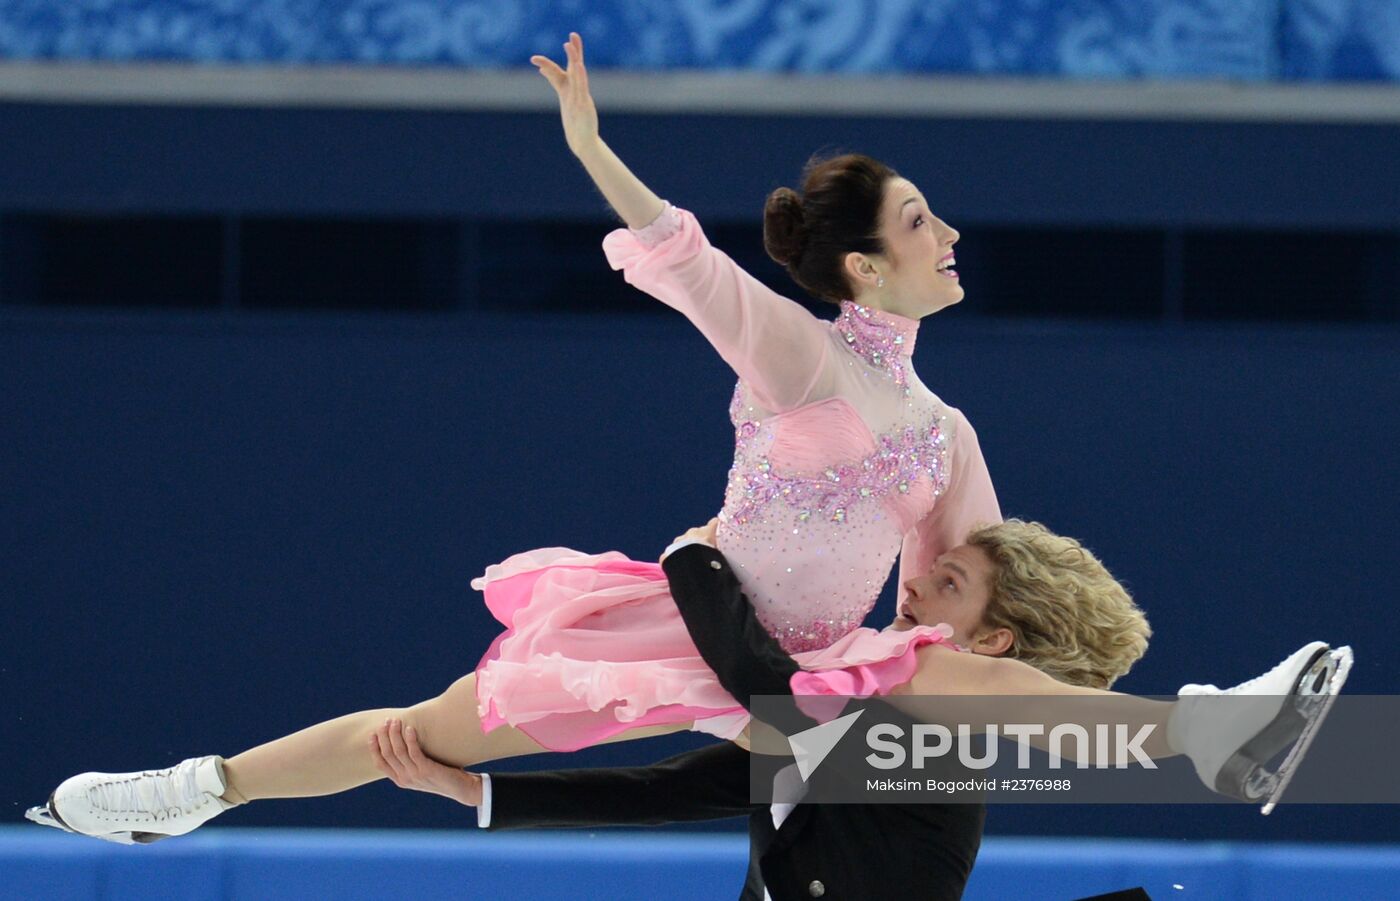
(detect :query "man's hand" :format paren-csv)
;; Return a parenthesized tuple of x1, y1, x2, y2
(369, 717, 483, 808)
(661, 517, 720, 562)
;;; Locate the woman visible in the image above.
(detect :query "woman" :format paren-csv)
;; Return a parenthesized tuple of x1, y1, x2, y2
(468, 32, 1000, 752)
(26, 35, 1348, 844)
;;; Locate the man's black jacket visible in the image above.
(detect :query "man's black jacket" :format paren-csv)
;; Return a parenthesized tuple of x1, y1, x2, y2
(487, 543, 984, 901)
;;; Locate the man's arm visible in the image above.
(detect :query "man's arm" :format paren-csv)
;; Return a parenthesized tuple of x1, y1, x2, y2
(487, 743, 762, 830)
(370, 716, 765, 829)
(661, 542, 968, 745)
(662, 542, 801, 705)
(659, 545, 989, 811)
(661, 542, 821, 738)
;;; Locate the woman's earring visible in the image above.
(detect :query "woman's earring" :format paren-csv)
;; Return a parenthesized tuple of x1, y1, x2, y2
(876, 276, 885, 289)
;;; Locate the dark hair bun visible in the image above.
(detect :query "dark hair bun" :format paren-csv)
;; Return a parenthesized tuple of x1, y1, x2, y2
(763, 187, 808, 268)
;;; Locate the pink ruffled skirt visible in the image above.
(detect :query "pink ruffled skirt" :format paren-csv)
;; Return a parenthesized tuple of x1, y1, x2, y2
(473, 547, 958, 752)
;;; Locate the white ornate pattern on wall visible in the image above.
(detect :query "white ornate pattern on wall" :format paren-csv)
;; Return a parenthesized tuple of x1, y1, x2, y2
(0, 0, 1393, 80)
(1282, 0, 1400, 79)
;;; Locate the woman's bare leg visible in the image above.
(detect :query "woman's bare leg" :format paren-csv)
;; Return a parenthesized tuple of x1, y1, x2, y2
(222, 673, 686, 803)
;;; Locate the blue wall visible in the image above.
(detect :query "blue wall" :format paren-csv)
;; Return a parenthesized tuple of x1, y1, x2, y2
(2, 0, 1397, 878)
(1, 0, 1399, 81)
(4, 307, 1398, 844)
(6, 829, 1400, 901)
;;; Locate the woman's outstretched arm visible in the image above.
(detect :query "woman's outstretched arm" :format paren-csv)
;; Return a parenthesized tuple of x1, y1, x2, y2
(531, 32, 664, 230)
(532, 33, 832, 413)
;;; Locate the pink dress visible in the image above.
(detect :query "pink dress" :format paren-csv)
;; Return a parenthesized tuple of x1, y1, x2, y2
(474, 204, 1002, 751)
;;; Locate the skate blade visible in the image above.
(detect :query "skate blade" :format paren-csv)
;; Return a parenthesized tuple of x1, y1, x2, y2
(24, 798, 145, 845)
(1213, 644, 1331, 803)
(24, 803, 71, 833)
(1260, 645, 1352, 815)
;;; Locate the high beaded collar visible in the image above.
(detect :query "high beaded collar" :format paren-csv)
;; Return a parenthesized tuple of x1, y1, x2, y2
(834, 301, 921, 390)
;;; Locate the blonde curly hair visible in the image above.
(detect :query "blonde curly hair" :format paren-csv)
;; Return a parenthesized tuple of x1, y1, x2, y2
(965, 519, 1150, 689)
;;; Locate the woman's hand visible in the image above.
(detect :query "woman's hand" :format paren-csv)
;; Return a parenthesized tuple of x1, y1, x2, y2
(529, 31, 664, 228)
(369, 717, 483, 808)
(660, 517, 721, 562)
(531, 32, 599, 158)
(676, 517, 720, 548)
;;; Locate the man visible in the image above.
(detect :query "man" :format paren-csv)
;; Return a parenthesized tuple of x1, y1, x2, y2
(376, 523, 1342, 899)
(375, 525, 985, 901)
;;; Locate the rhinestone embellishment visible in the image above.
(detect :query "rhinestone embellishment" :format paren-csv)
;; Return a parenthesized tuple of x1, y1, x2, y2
(834, 301, 917, 397)
(729, 421, 949, 527)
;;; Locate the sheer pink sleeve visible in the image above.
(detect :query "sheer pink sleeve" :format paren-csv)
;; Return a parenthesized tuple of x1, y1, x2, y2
(603, 204, 829, 412)
(897, 409, 1002, 587)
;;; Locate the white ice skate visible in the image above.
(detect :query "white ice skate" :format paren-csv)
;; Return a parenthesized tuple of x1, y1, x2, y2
(24, 755, 235, 844)
(1168, 640, 1353, 815)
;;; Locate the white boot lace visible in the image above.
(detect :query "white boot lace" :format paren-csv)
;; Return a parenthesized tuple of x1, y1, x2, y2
(86, 759, 208, 823)
(1182, 647, 1312, 699)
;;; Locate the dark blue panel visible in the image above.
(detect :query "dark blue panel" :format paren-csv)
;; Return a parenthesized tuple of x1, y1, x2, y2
(3, 308, 1399, 843)
(1, 103, 1397, 229)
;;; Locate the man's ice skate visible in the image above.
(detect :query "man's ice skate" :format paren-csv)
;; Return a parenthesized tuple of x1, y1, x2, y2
(24, 755, 235, 844)
(1168, 640, 1353, 815)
